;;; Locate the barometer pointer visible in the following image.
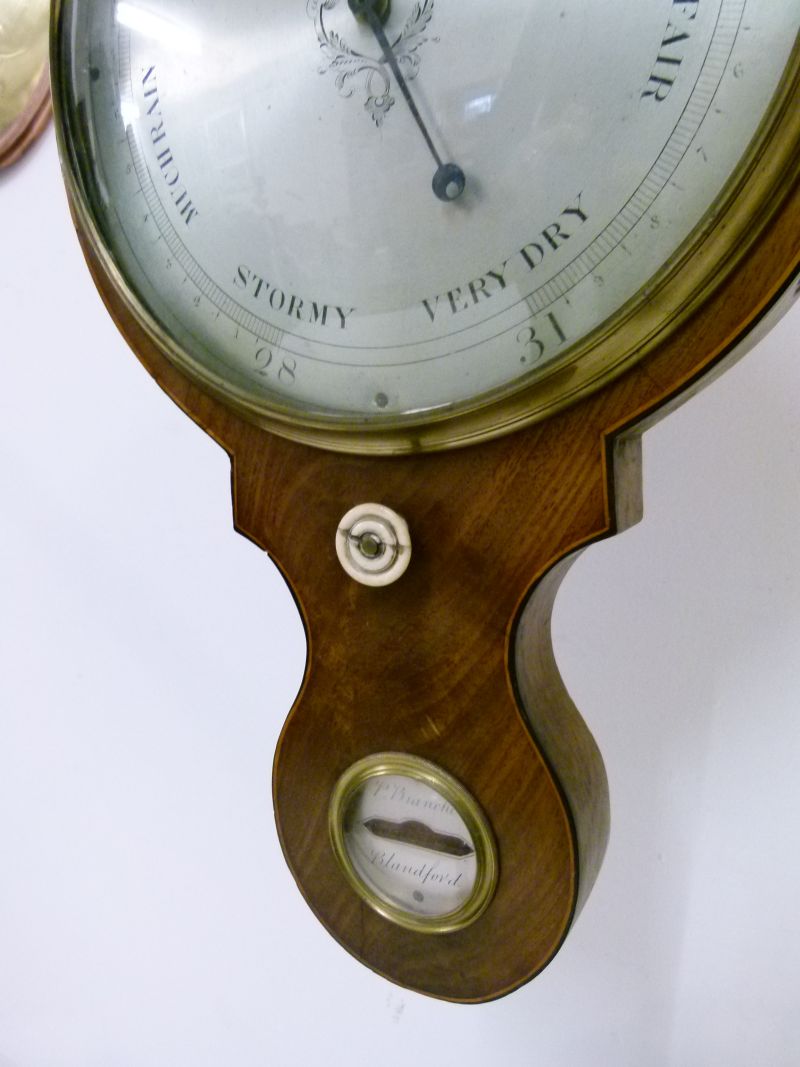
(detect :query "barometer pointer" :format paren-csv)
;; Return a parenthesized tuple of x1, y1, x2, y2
(362, 817, 475, 857)
(348, 0, 466, 202)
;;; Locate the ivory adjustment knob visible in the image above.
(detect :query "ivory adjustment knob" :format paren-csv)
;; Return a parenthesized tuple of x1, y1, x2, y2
(335, 504, 411, 587)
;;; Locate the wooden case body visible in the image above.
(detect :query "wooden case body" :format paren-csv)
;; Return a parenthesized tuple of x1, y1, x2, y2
(68, 163, 800, 998)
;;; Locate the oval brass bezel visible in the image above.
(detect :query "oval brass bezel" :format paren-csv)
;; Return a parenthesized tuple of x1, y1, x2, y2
(328, 753, 499, 935)
(50, 5, 800, 453)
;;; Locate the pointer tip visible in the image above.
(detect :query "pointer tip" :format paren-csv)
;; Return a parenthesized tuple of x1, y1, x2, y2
(433, 163, 466, 202)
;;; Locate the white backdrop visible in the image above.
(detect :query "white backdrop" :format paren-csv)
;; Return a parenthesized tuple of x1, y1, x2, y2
(1, 129, 799, 1067)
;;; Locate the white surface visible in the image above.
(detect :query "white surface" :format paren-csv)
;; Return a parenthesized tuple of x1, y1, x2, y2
(1, 130, 799, 1066)
(335, 503, 411, 586)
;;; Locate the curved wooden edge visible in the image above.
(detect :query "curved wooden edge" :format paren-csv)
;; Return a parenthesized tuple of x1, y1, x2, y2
(508, 260, 798, 941)
(506, 436, 642, 937)
(512, 556, 611, 927)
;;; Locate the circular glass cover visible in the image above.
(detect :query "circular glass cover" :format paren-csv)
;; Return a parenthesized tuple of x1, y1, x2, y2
(329, 754, 497, 932)
(53, 0, 799, 444)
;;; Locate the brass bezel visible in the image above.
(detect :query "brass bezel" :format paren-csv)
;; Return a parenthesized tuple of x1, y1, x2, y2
(51, 4, 800, 453)
(328, 753, 498, 934)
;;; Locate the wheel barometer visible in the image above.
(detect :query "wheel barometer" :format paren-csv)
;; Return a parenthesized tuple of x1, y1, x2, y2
(51, 0, 799, 1001)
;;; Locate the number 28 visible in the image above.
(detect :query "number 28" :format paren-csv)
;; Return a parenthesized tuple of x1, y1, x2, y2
(255, 347, 297, 385)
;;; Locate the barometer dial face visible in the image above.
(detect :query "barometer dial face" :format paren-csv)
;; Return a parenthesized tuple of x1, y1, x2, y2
(54, 0, 799, 448)
(0, 0, 50, 163)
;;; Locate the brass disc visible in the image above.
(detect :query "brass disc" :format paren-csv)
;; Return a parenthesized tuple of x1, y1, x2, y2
(0, 0, 50, 168)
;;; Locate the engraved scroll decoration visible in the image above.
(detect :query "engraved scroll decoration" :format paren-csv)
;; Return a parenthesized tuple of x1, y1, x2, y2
(307, 0, 435, 127)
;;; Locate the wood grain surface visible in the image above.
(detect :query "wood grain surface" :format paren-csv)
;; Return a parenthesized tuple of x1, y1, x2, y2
(72, 161, 799, 1001)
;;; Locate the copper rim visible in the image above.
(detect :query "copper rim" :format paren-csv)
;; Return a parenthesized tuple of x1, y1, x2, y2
(0, 67, 50, 169)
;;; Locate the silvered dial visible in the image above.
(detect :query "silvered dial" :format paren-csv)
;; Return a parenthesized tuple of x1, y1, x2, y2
(328, 754, 498, 933)
(55, 0, 799, 441)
